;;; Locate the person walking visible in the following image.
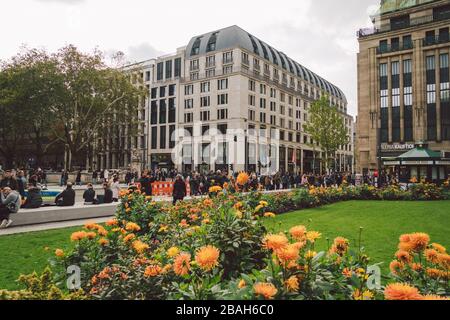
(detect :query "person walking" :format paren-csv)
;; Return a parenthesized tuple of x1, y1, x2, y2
(0, 187, 21, 229)
(172, 175, 186, 205)
(55, 182, 76, 207)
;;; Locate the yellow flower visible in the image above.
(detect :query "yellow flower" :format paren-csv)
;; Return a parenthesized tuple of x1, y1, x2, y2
(264, 212, 276, 218)
(253, 282, 277, 300)
(238, 279, 246, 289)
(254, 205, 264, 213)
(132, 240, 149, 254)
(158, 225, 169, 233)
(306, 231, 321, 242)
(305, 250, 317, 260)
(284, 276, 299, 292)
(235, 210, 243, 219)
(167, 247, 180, 258)
(55, 249, 64, 257)
(125, 222, 141, 232)
(432, 243, 446, 254)
(209, 186, 223, 193)
(289, 225, 307, 241)
(259, 201, 269, 208)
(70, 231, 87, 241)
(353, 289, 374, 300)
(173, 252, 191, 276)
(195, 245, 220, 271)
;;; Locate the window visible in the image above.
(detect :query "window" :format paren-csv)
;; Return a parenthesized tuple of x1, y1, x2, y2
(184, 85, 194, 95)
(223, 65, 233, 74)
(218, 78, 228, 90)
(200, 110, 210, 121)
(249, 80, 256, 91)
(206, 33, 218, 52)
(191, 37, 202, 56)
(217, 109, 228, 120)
(157, 62, 164, 81)
(260, 98, 266, 109)
(249, 95, 255, 106)
(151, 101, 158, 125)
(270, 88, 276, 98)
(392, 88, 400, 107)
(159, 100, 167, 124)
(169, 98, 176, 123)
(202, 125, 210, 136)
(218, 94, 228, 105)
(201, 82, 210, 93)
(184, 113, 193, 123)
(151, 88, 158, 99)
(160, 86, 166, 98)
(270, 101, 276, 112)
(169, 84, 176, 96)
(145, 71, 151, 82)
(249, 109, 256, 121)
(206, 55, 215, 68)
(223, 51, 233, 64)
(242, 52, 249, 65)
(151, 127, 157, 149)
(380, 89, 389, 108)
(184, 99, 194, 109)
(260, 112, 266, 123)
(260, 84, 266, 95)
(270, 115, 276, 125)
(165, 60, 172, 79)
(190, 59, 199, 71)
(200, 96, 210, 107)
(160, 126, 166, 149)
(190, 72, 199, 81)
(206, 69, 215, 78)
(169, 125, 176, 148)
(174, 58, 182, 77)
(217, 124, 228, 135)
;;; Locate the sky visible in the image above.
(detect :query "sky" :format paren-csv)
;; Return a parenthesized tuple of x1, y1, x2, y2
(0, 0, 382, 116)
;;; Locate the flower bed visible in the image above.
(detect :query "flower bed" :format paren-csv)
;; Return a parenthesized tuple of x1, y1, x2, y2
(0, 185, 449, 300)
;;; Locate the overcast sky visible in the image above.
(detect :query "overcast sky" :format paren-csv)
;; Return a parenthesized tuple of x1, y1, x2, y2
(0, 0, 381, 116)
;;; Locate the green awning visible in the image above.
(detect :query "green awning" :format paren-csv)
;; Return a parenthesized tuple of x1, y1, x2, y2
(397, 147, 441, 160)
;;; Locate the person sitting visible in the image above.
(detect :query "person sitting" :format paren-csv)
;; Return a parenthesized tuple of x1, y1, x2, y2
(22, 183, 43, 209)
(83, 183, 96, 205)
(0, 187, 21, 229)
(55, 182, 76, 207)
(103, 183, 113, 204)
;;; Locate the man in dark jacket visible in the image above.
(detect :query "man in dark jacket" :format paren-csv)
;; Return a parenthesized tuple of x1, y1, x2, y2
(139, 172, 152, 196)
(22, 184, 43, 209)
(172, 175, 186, 205)
(55, 182, 76, 207)
(103, 183, 113, 204)
(83, 183, 96, 205)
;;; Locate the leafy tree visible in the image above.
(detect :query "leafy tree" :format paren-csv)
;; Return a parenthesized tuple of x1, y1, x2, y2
(303, 95, 349, 173)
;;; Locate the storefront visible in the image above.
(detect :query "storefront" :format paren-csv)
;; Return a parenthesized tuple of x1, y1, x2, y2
(383, 145, 450, 184)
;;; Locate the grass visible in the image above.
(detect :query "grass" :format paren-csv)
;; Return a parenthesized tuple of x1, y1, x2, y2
(264, 200, 450, 276)
(0, 200, 448, 290)
(0, 227, 78, 291)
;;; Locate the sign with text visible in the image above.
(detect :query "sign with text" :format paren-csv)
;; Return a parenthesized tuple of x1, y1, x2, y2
(381, 143, 414, 152)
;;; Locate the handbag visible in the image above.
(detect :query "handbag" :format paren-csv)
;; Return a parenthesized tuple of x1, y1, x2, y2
(5, 193, 19, 213)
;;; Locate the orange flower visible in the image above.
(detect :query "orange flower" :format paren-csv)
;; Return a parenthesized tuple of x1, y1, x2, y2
(86, 232, 97, 240)
(262, 234, 289, 252)
(284, 276, 299, 292)
(426, 268, 444, 279)
(395, 250, 412, 263)
(203, 199, 213, 207)
(125, 222, 141, 232)
(236, 172, 249, 185)
(84, 222, 99, 230)
(409, 233, 430, 252)
(289, 225, 307, 241)
(438, 253, 450, 268)
(71, 231, 87, 241)
(329, 237, 349, 256)
(195, 245, 220, 271)
(233, 202, 243, 210)
(410, 263, 423, 271)
(431, 243, 446, 254)
(342, 268, 352, 278)
(389, 260, 404, 275)
(55, 249, 64, 257)
(384, 283, 422, 300)
(253, 282, 278, 300)
(132, 240, 149, 254)
(276, 244, 300, 264)
(306, 231, 321, 243)
(421, 295, 449, 300)
(98, 238, 109, 246)
(238, 279, 246, 289)
(123, 234, 136, 243)
(173, 252, 191, 276)
(144, 265, 162, 277)
(179, 219, 189, 228)
(264, 212, 276, 218)
(424, 249, 440, 264)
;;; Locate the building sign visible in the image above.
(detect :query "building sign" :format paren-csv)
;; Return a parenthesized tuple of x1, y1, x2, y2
(383, 161, 400, 166)
(435, 161, 450, 165)
(381, 143, 414, 152)
(402, 161, 434, 165)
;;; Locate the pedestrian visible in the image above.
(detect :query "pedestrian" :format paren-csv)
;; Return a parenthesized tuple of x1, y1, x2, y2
(172, 174, 186, 205)
(92, 170, 98, 185)
(76, 170, 82, 186)
(103, 183, 113, 204)
(0, 170, 18, 190)
(0, 187, 21, 229)
(111, 177, 121, 202)
(55, 182, 76, 207)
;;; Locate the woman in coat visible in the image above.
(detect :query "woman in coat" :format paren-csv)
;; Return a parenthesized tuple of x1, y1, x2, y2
(172, 175, 186, 205)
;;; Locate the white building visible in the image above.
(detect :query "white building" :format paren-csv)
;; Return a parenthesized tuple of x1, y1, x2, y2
(107, 25, 354, 174)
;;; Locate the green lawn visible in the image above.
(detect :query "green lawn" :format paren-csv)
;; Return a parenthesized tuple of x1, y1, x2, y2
(0, 200, 448, 291)
(264, 200, 450, 276)
(0, 227, 78, 291)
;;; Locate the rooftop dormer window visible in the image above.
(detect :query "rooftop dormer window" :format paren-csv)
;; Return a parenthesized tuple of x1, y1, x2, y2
(191, 37, 202, 56)
(206, 32, 218, 52)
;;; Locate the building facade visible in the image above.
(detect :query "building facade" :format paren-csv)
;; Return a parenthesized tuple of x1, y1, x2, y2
(113, 26, 354, 174)
(356, 0, 450, 179)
